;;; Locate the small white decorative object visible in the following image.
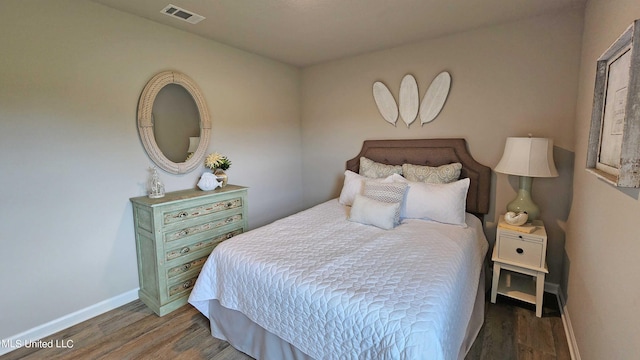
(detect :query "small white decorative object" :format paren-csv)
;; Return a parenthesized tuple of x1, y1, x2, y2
(504, 211, 529, 226)
(420, 71, 451, 125)
(147, 167, 165, 198)
(399, 74, 419, 127)
(372, 81, 398, 126)
(197, 172, 222, 191)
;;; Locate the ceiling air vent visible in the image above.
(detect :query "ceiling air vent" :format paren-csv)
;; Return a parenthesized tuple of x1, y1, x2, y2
(160, 4, 205, 24)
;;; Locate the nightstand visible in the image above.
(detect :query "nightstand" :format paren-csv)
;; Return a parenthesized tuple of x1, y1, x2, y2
(491, 216, 548, 317)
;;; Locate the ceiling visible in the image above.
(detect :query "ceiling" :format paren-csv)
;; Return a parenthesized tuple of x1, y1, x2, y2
(92, 0, 585, 67)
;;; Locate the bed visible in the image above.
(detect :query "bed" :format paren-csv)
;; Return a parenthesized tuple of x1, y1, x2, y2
(189, 138, 491, 360)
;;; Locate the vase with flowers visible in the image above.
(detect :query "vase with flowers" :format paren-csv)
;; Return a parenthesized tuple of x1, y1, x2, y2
(204, 152, 232, 187)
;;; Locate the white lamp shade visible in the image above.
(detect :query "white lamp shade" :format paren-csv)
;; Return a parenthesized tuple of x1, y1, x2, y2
(495, 137, 558, 177)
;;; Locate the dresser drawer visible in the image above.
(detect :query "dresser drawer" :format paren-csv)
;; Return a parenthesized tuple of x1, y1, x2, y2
(165, 228, 243, 261)
(497, 234, 543, 268)
(166, 255, 209, 279)
(167, 276, 199, 299)
(164, 213, 244, 243)
(163, 197, 243, 225)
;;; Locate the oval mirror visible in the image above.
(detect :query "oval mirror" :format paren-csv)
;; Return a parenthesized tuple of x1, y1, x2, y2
(137, 71, 211, 174)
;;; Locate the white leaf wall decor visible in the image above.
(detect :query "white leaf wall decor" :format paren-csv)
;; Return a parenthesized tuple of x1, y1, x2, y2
(373, 81, 398, 126)
(399, 74, 419, 127)
(419, 71, 451, 125)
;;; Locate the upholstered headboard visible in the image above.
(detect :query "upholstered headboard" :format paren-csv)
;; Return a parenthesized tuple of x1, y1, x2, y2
(345, 139, 491, 219)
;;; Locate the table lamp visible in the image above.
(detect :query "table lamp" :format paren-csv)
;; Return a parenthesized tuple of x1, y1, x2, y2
(494, 136, 558, 221)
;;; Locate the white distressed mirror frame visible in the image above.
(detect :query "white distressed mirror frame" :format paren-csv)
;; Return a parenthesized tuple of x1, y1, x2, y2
(137, 70, 211, 174)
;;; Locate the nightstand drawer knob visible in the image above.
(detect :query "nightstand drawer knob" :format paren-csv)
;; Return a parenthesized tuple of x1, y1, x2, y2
(518, 235, 523, 239)
(516, 248, 524, 254)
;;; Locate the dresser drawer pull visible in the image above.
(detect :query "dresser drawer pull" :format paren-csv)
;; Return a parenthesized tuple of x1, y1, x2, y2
(225, 202, 233, 208)
(518, 235, 523, 239)
(516, 248, 524, 254)
(226, 233, 234, 239)
(182, 263, 192, 271)
(180, 247, 190, 254)
(178, 211, 188, 218)
(182, 280, 193, 289)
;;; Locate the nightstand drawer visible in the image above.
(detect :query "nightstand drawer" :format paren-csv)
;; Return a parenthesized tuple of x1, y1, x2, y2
(497, 235, 543, 268)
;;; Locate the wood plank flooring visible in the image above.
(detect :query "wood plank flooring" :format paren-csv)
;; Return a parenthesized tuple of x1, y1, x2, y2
(467, 293, 571, 360)
(1, 293, 570, 360)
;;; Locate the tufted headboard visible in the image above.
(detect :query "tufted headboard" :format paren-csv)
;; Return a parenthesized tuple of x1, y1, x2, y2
(345, 138, 491, 219)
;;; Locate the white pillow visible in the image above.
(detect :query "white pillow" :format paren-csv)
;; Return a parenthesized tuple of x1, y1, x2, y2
(339, 170, 365, 205)
(362, 180, 407, 226)
(398, 177, 470, 226)
(348, 194, 400, 230)
(339, 171, 397, 206)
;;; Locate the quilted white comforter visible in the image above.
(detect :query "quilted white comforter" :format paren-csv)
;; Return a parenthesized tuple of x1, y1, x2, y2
(189, 199, 488, 360)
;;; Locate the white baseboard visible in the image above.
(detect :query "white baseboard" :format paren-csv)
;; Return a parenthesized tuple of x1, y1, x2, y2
(0, 289, 138, 356)
(545, 283, 581, 360)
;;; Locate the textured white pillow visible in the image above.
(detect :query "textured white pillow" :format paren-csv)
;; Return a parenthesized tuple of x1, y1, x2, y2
(348, 194, 400, 230)
(362, 180, 407, 225)
(339, 171, 398, 206)
(399, 178, 470, 226)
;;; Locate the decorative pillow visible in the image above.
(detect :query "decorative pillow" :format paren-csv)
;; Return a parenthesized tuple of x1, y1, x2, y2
(349, 194, 400, 230)
(402, 162, 462, 183)
(339, 171, 398, 206)
(339, 170, 366, 206)
(362, 180, 408, 225)
(359, 157, 402, 178)
(398, 177, 470, 226)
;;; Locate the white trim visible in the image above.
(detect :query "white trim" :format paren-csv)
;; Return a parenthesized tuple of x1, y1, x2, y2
(0, 289, 138, 356)
(556, 289, 581, 360)
(545, 282, 581, 360)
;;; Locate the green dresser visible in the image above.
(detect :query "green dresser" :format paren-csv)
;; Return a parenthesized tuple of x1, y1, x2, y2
(130, 185, 248, 316)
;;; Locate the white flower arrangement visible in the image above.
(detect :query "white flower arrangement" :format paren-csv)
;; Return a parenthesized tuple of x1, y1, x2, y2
(204, 152, 232, 171)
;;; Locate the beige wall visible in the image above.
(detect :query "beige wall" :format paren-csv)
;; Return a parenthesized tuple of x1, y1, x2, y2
(301, 9, 583, 286)
(6, 1, 633, 357)
(0, 0, 302, 340)
(567, 0, 640, 358)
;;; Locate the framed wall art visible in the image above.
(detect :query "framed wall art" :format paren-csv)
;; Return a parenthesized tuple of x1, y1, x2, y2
(586, 19, 640, 188)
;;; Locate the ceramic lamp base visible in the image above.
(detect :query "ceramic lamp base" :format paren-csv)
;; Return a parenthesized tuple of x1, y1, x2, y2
(506, 176, 540, 221)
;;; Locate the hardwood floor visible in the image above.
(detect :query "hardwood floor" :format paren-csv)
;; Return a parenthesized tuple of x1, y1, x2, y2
(1, 293, 570, 360)
(466, 293, 571, 360)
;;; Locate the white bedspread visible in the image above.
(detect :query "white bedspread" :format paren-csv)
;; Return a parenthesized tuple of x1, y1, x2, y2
(189, 199, 488, 360)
